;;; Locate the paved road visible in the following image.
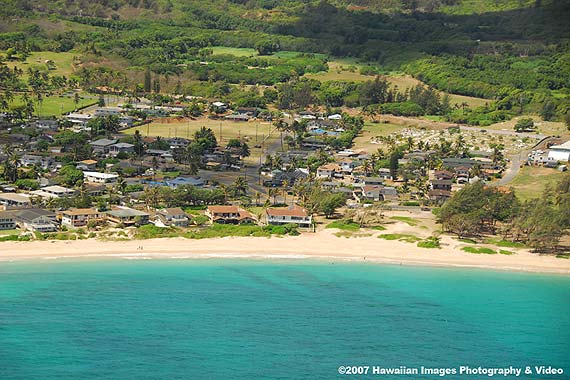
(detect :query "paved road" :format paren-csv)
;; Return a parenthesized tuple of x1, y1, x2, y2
(492, 136, 558, 186)
(494, 151, 525, 186)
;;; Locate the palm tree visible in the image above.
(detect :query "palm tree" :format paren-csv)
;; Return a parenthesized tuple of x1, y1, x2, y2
(282, 179, 290, 204)
(115, 176, 127, 196)
(268, 188, 278, 205)
(219, 184, 230, 203)
(232, 176, 248, 196)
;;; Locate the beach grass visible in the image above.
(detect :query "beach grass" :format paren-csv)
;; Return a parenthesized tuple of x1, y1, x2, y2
(326, 219, 360, 231)
(486, 238, 527, 248)
(390, 216, 420, 226)
(378, 233, 422, 243)
(499, 249, 515, 255)
(462, 246, 497, 254)
(417, 237, 441, 249)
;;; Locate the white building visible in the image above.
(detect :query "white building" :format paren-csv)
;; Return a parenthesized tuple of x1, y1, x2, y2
(83, 171, 119, 184)
(548, 141, 570, 162)
(94, 107, 123, 117)
(0, 193, 32, 209)
(66, 113, 93, 128)
(266, 204, 312, 228)
(30, 185, 76, 199)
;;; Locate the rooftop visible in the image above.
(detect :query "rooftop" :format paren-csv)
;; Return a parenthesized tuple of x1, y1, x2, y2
(266, 205, 308, 217)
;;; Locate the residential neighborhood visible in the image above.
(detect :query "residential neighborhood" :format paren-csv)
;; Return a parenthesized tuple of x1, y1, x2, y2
(0, 97, 569, 249)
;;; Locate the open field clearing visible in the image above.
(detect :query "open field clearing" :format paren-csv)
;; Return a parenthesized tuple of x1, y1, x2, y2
(211, 46, 258, 57)
(6, 51, 80, 78)
(509, 166, 566, 201)
(124, 117, 279, 151)
(10, 94, 96, 116)
(306, 60, 490, 109)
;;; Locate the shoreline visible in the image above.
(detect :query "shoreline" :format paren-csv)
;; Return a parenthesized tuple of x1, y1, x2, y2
(1, 231, 569, 274)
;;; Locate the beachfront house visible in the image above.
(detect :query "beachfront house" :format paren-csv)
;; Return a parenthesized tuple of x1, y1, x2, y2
(0, 211, 16, 230)
(11, 208, 58, 232)
(61, 208, 105, 228)
(205, 206, 255, 225)
(106, 207, 150, 226)
(266, 204, 312, 228)
(154, 208, 189, 227)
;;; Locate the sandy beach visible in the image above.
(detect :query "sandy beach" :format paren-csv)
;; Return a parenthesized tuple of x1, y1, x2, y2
(0, 230, 569, 274)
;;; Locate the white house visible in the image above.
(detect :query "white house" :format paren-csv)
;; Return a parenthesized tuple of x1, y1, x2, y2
(83, 171, 119, 184)
(66, 113, 93, 128)
(548, 141, 570, 162)
(31, 185, 76, 199)
(317, 163, 342, 179)
(266, 204, 312, 228)
(61, 208, 105, 228)
(0, 193, 32, 209)
(94, 107, 123, 117)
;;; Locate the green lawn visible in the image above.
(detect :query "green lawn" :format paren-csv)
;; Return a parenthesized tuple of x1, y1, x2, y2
(10, 94, 96, 117)
(0, 229, 20, 236)
(509, 166, 565, 201)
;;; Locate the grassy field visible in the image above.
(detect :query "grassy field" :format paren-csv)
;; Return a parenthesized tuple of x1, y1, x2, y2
(509, 166, 566, 201)
(6, 51, 80, 78)
(10, 94, 96, 117)
(124, 117, 281, 166)
(125, 117, 275, 143)
(306, 63, 489, 109)
(211, 46, 258, 57)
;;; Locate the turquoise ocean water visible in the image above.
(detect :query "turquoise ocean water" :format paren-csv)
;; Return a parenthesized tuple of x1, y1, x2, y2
(0, 258, 569, 380)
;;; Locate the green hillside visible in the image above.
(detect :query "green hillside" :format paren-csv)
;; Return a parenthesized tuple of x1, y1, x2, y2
(1, 0, 570, 122)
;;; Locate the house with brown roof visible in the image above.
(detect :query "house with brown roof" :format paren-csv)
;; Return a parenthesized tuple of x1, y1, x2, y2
(316, 163, 342, 179)
(206, 206, 255, 224)
(266, 204, 312, 228)
(431, 179, 452, 192)
(61, 208, 105, 228)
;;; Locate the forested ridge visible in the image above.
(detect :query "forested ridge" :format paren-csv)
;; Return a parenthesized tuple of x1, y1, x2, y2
(1, 0, 570, 121)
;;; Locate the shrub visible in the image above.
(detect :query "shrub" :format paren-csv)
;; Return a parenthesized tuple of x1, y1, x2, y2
(462, 246, 497, 254)
(325, 219, 360, 231)
(417, 237, 441, 249)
